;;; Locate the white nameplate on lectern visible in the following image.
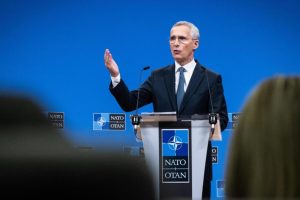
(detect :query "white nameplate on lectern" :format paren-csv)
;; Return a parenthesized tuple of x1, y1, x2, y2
(141, 112, 177, 122)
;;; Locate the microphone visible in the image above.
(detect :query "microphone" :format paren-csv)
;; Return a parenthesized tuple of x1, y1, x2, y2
(205, 69, 217, 135)
(130, 66, 151, 137)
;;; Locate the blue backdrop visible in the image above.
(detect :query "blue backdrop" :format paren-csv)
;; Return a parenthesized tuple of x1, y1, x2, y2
(1, 0, 300, 198)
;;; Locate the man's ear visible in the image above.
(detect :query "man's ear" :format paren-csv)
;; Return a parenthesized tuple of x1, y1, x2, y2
(193, 39, 199, 50)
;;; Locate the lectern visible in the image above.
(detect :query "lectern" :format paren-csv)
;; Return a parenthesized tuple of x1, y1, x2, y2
(138, 112, 221, 200)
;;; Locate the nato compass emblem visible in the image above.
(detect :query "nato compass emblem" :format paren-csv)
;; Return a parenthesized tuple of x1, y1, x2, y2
(162, 129, 189, 157)
(93, 113, 110, 130)
(168, 135, 183, 151)
(97, 116, 106, 127)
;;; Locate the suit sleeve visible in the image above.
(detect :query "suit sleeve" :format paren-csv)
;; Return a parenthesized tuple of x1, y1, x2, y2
(211, 75, 229, 131)
(109, 78, 153, 112)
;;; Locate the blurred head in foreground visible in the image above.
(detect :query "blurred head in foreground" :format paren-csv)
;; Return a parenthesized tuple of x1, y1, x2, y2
(225, 76, 300, 198)
(0, 94, 155, 199)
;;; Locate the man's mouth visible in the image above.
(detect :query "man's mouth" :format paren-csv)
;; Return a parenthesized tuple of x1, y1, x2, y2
(173, 50, 181, 54)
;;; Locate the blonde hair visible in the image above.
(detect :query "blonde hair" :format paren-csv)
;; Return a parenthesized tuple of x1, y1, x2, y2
(225, 76, 300, 198)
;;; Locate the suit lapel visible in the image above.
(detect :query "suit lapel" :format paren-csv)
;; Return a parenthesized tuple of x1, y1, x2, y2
(179, 63, 205, 113)
(163, 65, 177, 111)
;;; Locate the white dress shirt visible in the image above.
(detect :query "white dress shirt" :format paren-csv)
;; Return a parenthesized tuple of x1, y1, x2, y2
(175, 59, 197, 93)
(111, 74, 121, 88)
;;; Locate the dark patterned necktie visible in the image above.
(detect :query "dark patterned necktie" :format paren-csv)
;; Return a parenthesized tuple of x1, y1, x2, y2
(177, 67, 186, 109)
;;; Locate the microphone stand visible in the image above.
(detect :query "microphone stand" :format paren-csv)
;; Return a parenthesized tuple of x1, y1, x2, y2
(130, 66, 150, 140)
(205, 69, 218, 135)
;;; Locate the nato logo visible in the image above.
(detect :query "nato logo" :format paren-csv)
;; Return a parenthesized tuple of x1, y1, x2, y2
(232, 113, 240, 122)
(216, 180, 225, 197)
(231, 113, 240, 129)
(162, 129, 189, 156)
(212, 146, 218, 164)
(161, 129, 189, 183)
(48, 112, 64, 129)
(93, 113, 125, 131)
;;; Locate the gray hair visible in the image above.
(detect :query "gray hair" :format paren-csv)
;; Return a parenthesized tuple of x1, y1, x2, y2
(171, 21, 200, 39)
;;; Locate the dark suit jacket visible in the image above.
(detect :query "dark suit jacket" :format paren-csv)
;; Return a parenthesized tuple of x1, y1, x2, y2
(110, 61, 228, 182)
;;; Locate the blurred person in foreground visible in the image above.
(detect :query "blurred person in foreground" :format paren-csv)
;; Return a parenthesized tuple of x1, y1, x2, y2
(225, 76, 300, 198)
(0, 94, 155, 199)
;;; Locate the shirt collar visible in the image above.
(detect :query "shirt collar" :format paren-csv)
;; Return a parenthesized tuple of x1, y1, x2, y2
(175, 59, 196, 73)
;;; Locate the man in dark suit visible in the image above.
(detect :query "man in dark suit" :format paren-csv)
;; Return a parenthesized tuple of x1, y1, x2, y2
(104, 20, 228, 199)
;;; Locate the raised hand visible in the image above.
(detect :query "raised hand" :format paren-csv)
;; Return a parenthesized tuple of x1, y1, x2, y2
(104, 49, 120, 77)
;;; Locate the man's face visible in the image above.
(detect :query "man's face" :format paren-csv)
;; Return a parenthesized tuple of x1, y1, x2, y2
(169, 25, 199, 65)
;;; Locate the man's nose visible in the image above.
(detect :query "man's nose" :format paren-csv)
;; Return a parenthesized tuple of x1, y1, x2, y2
(173, 39, 180, 46)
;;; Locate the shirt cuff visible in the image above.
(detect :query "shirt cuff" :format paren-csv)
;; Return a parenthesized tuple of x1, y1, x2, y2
(111, 74, 121, 88)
